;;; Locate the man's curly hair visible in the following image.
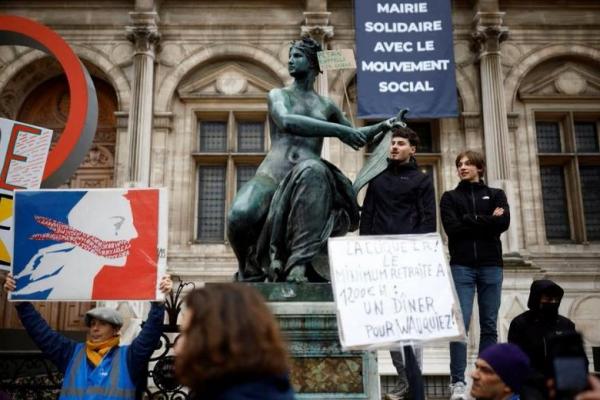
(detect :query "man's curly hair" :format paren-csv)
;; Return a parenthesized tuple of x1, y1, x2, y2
(290, 36, 322, 74)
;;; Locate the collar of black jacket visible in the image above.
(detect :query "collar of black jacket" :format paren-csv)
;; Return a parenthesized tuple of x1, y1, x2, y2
(456, 179, 486, 191)
(386, 157, 417, 174)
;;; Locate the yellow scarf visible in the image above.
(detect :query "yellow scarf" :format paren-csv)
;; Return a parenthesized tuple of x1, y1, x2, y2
(85, 336, 120, 367)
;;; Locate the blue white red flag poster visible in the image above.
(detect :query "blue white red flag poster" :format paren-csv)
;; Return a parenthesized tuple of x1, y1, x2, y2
(354, 0, 458, 119)
(9, 188, 168, 301)
(0, 118, 53, 271)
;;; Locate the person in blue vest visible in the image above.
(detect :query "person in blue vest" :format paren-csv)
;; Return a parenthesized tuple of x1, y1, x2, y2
(3, 272, 172, 399)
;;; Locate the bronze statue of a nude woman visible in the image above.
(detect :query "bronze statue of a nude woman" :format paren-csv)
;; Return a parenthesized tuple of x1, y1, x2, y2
(227, 37, 393, 283)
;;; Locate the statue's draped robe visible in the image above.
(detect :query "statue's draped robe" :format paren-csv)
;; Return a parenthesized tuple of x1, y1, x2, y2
(244, 158, 359, 281)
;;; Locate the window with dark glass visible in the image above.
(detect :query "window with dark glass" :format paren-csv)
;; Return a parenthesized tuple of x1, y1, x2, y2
(535, 113, 600, 243)
(194, 113, 267, 241)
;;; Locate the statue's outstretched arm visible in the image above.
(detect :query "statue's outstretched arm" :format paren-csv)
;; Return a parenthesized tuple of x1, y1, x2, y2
(268, 89, 366, 150)
(358, 108, 410, 144)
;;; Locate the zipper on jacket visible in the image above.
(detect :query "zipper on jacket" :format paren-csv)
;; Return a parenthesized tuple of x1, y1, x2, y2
(471, 185, 478, 260)
(543, 336, 547, 361)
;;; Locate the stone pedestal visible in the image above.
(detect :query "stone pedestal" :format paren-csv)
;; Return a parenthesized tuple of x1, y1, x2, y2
(252, 283, 380, 399)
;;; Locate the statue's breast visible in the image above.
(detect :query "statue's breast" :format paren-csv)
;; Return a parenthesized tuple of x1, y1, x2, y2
(286, 90, 329, 121)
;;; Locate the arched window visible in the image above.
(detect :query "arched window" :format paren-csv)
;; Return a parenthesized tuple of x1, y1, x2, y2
(520, 59, 600, 243)
(177, 61, 281, 242)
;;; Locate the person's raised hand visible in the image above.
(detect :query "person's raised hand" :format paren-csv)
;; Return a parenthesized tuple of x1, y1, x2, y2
(576, 375, 600, 400)
(3, 272, 16, 292)
(159, 274, 173, 295)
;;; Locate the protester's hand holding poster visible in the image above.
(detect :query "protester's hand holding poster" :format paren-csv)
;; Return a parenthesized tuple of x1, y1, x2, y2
(9, 188, 167, 301)
(328, 233, 465, 350)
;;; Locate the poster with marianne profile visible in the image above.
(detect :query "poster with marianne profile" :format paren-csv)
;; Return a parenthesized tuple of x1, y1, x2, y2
(0, 118, 53, 271)
(328, 233, 466, 350)
(9, 188, 168, 301)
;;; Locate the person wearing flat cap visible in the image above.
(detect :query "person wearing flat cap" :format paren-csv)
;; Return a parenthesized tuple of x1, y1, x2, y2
(3, 272, 172, 399)
(470, 343, 531, 400)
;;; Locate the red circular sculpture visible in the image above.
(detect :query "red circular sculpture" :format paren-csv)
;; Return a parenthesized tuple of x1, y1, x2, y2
(0, 15, 98, 187)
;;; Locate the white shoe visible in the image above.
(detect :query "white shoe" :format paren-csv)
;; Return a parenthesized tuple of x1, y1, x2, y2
(449, 382, 467, 400)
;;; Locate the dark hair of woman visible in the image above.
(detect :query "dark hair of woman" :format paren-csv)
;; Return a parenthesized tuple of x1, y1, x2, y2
(175, 283, 291, 394)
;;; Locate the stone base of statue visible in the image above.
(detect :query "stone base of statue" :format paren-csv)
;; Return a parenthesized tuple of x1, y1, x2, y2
(250, 283, 380, 400)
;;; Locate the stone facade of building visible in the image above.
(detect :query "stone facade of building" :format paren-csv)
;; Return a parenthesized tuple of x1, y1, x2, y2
(0, 0, 599, 378)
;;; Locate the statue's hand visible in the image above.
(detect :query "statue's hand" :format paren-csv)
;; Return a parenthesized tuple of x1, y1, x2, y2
(387, 108, 409, 130)
(338, 127, 367, 150)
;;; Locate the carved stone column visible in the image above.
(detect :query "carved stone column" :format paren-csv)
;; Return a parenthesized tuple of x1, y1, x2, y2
(301, 12, 334, 97)
(472, 12, 509, 182)
(472, 12, 519, 255)
(126, 11, 160, 186)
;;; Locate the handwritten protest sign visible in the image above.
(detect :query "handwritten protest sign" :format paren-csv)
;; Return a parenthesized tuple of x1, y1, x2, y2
(10, 188, 168, 301)
(317, 49, 357, 71)
(0, 118, 53, 271)
(328, 233, 465, 350)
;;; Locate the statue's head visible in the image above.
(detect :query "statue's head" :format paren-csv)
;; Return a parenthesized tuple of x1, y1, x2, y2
(290, 37, 322, 74)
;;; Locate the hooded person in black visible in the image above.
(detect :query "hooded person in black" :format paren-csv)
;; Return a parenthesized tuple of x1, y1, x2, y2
(508, 279, 576, 377)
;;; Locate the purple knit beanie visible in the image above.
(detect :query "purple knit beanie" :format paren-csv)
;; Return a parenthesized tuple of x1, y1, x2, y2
(479, 343, 531, 393)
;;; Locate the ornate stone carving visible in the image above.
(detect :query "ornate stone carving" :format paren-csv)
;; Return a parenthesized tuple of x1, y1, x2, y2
(555, 70, 587, 95)
(301, 12, 334, 46)
(80, 145, 113, 168)
(507, 113, 520, 131)
(290, 357, 363, 393)
(177, 63, 276, 99)
(215, 70, 248, 95)
(126, 12, 161, 56)
(461, 112, 481, 130)
(518, 62, 600, 99)
(471, 13, 509, 56)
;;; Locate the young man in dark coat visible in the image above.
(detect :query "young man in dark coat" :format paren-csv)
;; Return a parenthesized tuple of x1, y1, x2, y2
(359, 126, 436, 400)
(440, 150, 510, 400)
(508, 279, 576, 376)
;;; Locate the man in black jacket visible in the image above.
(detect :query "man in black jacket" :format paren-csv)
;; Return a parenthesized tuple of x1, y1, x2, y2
(508, 279, 576, 376)
(440, 150, 510, 400)
(360, 126, 435, 400)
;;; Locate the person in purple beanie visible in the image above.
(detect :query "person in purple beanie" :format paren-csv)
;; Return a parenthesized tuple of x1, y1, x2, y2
(470, 343, 531, 400)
